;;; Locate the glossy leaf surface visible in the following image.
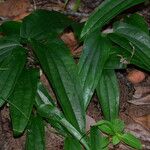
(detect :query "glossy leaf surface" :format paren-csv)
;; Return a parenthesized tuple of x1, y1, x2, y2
(78, 32, 111, 109)
(9, 69, 39, 136)
(104, 47, 126, 70)
(0, 21, 21, 36)
(0, 46, 26, 107)
(35, 84, 89, 149)
(25, 115, 45, 150)
(121, 133, 142, 150)
(31, 38, 85, 133)
(96, 70, 119, 120)
(81, 0, 144, 38)
(64, 137, 82, 150)
(108, 33, 149, 71)
(0, 36, 21, 62)
(36, 82, 67, 136)
(37, 104, 89, 150)
(21, 10, 72, 40)
(90, 126, 109, 150)
(113, 22, 150, 71)
(124, 13, 149, 34)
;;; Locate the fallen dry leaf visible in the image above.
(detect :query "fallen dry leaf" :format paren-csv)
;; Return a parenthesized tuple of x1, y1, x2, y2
(133, 115, 150, 131)
(127, 69, 146, 84)
(0, 0, 31, 20)
(61, 32, 78, 53)
(86, 115, 96, 131)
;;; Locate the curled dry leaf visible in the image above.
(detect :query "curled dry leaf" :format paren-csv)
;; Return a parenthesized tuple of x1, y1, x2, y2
(127, 69, 146, 84)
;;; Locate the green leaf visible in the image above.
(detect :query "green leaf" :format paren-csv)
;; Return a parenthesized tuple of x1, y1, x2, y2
(78, 32, 111, 109)
(111, 119, 125, 133)
(35, 85, 89, 149)
(37, 104, 90, 150)
(0, 36, 21, 62)
(124, 13, 149, 34)
(104, 47, 127, 69)
(36, 82, 56, 106)
(81, 0, 144, 38)
(9, 69, 39, 136)
(31, 38, 85, 133)
(71, 22, 84, 40)
(108, 33, 149, 71)
(25, 115, 45, 150)
(0, 21, 21, 36)
(112, 135, 120, 145)
(96, 70, 119, 121)
(114, 22, 150, 71)
(64, 137, 82, 150)
(35, 83, 67, 136)
(21, 10, 72, 40)
(90, 126, 101, 150)
(121, 133, 142, 150)
(90, 126, 108, 150)
(0, 46, 26, 107)
(96, 120, 114, 135)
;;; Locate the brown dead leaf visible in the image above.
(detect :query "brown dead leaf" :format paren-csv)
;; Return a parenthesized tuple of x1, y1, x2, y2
(0, 0, 31, 20)
(133, 115, 150, 131)
(60, 32, 83, 57)
(60, 32, 78, 53)
(127, 69, 146, 84)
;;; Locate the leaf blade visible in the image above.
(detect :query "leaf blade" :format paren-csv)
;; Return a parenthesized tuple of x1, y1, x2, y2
(96, 70, 119, 121)
(31, 38, 85, 133)
(0, 46, 26, 107)
(81, 0, 144, 38)
(78, 32, 111, 109)
(25, 115, 45, 150)
(9, 69, 39, 136)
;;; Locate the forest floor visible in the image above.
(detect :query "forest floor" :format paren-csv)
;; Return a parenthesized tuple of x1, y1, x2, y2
(0, 0, 150, 149)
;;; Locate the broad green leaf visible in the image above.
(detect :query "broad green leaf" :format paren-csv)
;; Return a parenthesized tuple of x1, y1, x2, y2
(90, 126, 109, 150)
(121, 133, 142, 150)
(25, 115, 45, 150)
(104, 47, 127, 69)
(35, 83, 67, 136)
(108, 33, 149, 71)
(64, 137, 82, 150)
(81, 0, 144, 38)
(0, 46, 26, 107)
(96, 120, 114, 135)
(9, 69, 39, 136)
(78, 32, 111, 109)
(71, 22, 84, 40)
(36, 82, 56, 106)
(31, 38, 85, 133)
(114, 22, 150, 71)
(124, 13, 149, 34)
(112, 135, 120, 145)
(0, 21, 21, 36)
(21, 10, 72, 40)
(111, 119, 125, 133)
(90, 126, 101, 150)
(37, 104, 90, 150)
(0, 36, 21, 62)
(36, 86, 89, 149)
(96, 70, 119, 120)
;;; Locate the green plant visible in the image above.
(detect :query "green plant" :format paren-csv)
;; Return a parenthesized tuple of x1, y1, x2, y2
(0, 0, 149, 149)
